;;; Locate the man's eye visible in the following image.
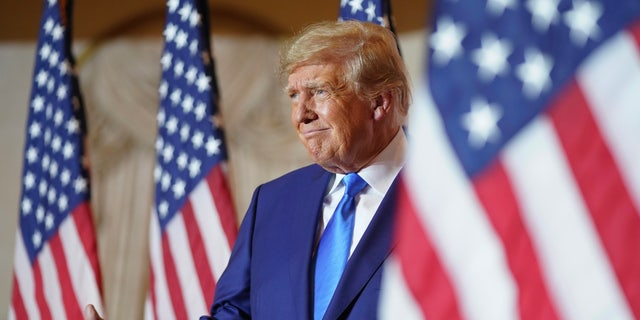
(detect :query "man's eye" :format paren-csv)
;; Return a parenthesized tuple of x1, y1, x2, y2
(289, 92, 298, 99)
(314, 89, 328, 97)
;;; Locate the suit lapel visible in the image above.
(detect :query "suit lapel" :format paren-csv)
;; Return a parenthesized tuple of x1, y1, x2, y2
(323, 178, 399, 319)
(287, 166, 332, 319)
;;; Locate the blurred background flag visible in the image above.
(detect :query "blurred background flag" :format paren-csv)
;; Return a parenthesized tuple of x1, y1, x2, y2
(9, 0, 104, 319)
(382, 0, 640, 319)
(145, 0, 238, 318)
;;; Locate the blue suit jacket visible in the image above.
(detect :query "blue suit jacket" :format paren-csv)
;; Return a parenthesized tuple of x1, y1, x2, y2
(203, 164, 398, 320)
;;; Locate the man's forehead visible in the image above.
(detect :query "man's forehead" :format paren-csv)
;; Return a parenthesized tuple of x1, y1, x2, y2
(286, 64, 337, 90)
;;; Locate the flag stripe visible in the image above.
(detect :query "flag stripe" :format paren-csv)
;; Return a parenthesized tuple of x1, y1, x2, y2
(40, 245, 67, 319)
(473, 162, 560, 320)
(550, 82, 640, 318)
(49, 233, 82, 319)
(395, 181, 462, 319)
(404, 88, 518, 320)
(503, 115, 633, 320)
(205, 165, 238, 255)
(165, 213, 208, 319)
(379, 256, 422, 320)
(11, 276, 28, 320)
(161, 233, 188, 320)
(149, 211, 176, 320)
(181, 199, 216, 306)
(33, 261, 51, 320)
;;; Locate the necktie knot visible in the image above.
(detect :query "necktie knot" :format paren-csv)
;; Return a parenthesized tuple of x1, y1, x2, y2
(342, 173, 367, 198)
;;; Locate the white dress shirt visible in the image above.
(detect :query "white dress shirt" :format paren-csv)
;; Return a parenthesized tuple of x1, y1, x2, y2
(318, 129, 407, 257)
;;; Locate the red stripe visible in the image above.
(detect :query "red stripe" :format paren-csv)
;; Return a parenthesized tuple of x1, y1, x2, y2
(71, 202, 103, 295)
(32, 260, 52, 320)
(11, 274, 29, 320)
(49, 232, 82, 319)
(548, 80, 640, 318)
(161, 234, 188, 319)
(205, 165, 238, 249)
(395, 180, 463, 319)
(181, 199, 216, 306)
(148, 263, 159, 320)
(629, 19, 640, 48)
(473, 162, 560, 320)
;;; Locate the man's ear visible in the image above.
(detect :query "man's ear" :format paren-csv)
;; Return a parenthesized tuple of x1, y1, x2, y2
(373, 91, 393, 121)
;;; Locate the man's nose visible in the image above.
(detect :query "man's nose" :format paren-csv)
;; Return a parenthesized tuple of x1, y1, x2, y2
(292, 94, 316, 124)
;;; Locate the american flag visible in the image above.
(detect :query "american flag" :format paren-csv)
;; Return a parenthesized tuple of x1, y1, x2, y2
(9, 0, 104, 319)
(145, 0, 238, 318)
(381, 0, 640, 319)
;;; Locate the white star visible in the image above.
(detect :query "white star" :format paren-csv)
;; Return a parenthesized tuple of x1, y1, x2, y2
(527, 0, 560, 32)
(39, 180, 48, 197)
(155, 136, 164, 152)
(195, 73, 210, 92)
(49, 161, 58, 178)
(74, 176, 87, 193)
(51, 24, 63, 41)
(172, 179, 186, 199)
(185, 66, 197, 84)
(58, 195, 68, 211)
(167, 0, 179, 13)
(461, 98, 503, 149)
(194, 102, 206, 120)
(157, 110, 166, 126)
(159, 81, 169, 99)
(175, 30, 188, 49)
(39, 43, 51, 61)
(178, 3, 193, 21)
(32, 231, 42, 248)
(170, 88, 182, 106)
(36, 206, 45, 222)
(66, 117, 79, 134)
(47, 188, 56, 204)
(45, 213, 55, 230)
(182, 95, 194, 113)
(189, 10, 201, 27)
(158, 201, 169, 218)
(348, 0, 364, 14)
(180, 124, 190, 142)
(47, 78, 55, 93)
(191, 131, 204, 149)
(164, 23, 178, 42)
(564, 0, 602, 46)
(162, 144, 175, 163)
(36, 71, 48, 88)
(430, 17, 467, 66)
(56, 84, 67, 100)
(341, 0, 348, 7)
(44, 18, 54, 34)
(63, 141, 74, 159)
(22, 198, 32, 214)
(60, 169, 71, 185)
(364, 1, 377, 21)
(53, 110, 63, 126)
(161, 172, 171, 191)
(29, 121, 41, 138)
(26, 146, 39, 163)
(47, 0, 56, 7)
(487, 0, 517, 16)
(174, 60, 185, 77)
(51, 136, 62, 153)
(188, 158, 201, 178)
(177, 152, 188, 170)
(32, 95, 44, 112)
(189, 40, 199, 56)
(48, 50, 59, 67)
(516, 48, 553, 99)
(154, 166, 162, 182)
(44, 129, 51, 144)
(58, 60, 69, 76)
(24, 172, 36, 190)
(161, 52, 173, 71)
(166, 116, 178, 134)
(206, 137, 221, 155)
(471, 33, 513, 82)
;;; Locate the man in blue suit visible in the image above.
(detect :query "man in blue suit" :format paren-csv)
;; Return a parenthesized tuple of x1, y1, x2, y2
(205, 20, 410, 319)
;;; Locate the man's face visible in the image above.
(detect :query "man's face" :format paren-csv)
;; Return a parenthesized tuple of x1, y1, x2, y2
(286, 64, 378, 173)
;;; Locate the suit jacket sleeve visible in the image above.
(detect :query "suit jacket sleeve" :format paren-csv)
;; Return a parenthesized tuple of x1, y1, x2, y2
(203, 186, 262, 319)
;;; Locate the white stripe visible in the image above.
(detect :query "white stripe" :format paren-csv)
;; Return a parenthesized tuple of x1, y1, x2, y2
(144, 294, 154, 320)
(39, 243, 67, 319)
(191, 177, 233, 281)
(405, 85, 518, 320)
(13, 231, 41, 320)
(502, 116, 633, 320)
(165, 213, 208, 319)
(379, 256, 424, 319)
(148, 210, 176, 320)
(8, 306, 15, 320)
(577, 29, 640, 212)
(58, 213, 104, 316)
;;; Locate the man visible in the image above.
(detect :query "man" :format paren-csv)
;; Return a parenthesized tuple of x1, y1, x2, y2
(206, 20, 410, 319)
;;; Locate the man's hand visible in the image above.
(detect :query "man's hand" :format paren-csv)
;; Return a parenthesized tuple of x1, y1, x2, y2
(84, 304, 104, 320)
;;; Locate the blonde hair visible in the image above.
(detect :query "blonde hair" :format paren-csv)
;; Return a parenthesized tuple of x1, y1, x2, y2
(280, 20, 411, 122)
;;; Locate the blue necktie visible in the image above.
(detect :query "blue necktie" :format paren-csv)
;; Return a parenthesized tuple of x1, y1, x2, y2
(314, 173, 368, 320)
